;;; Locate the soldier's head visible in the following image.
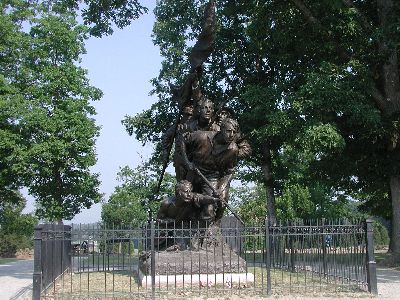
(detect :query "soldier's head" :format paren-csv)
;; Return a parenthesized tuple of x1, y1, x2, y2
(217, 107, 234, 125)
(220, 118, 239, 143)
(175, 180, 193, 201)
(182, 102, 194, 118)
(197, 98, 214, 121)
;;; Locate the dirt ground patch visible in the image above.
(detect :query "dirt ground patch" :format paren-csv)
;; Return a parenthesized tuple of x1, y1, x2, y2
(15, 248, 34, 260)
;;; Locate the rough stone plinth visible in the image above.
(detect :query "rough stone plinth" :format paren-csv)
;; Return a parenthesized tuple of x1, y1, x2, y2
(137, 223, 253, 287)
(139, 248, 247, 275)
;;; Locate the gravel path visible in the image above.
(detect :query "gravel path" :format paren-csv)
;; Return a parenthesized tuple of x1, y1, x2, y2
(376, 267, 400, 299)
(0, 260, 33, 300)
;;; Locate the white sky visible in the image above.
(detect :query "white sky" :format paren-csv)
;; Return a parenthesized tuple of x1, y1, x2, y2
(24, 1, 161, 223)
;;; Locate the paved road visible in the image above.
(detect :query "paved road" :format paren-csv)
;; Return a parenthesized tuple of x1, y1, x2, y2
(0, 260, 33, 300)
(376, 267, 400, 299)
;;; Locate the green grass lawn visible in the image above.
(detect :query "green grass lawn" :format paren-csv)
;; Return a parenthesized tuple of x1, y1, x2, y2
(73, 252, 140, 268)
(46, 265, 370, 299)
(0, 258, 19, 265)
(375, 250, 400, 270)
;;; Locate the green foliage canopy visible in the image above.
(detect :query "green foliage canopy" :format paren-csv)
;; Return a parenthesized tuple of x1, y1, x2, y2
(232, 182, 361, 224)
(0, 193, 38, 257)
(125, 0, 398, 203)
(1, 1, 107, 221)
(123, 1, 399, 228)
(55, 0, 149, 37)
(101, 164, 175, 227)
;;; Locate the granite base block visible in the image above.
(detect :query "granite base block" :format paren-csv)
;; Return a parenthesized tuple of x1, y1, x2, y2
(137, 270, 255, 287)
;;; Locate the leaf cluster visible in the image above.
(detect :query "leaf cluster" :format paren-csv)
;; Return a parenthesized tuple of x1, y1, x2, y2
(101, 163, 176, 227)
(0, 193, 38, 256)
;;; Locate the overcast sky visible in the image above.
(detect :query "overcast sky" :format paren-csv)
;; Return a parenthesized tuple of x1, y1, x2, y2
(24, 1, 161, 223)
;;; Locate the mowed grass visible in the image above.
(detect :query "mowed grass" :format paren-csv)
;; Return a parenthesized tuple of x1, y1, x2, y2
(46, 266, 370, 299)
(72, 253, 140, 268)
(375, 251, 400, 270)
(0, 257, 19, 265)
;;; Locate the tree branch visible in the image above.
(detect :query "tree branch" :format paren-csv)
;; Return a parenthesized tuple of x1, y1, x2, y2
(290, 0, 350, 62)
(291, 0, 395, 115)
(371, 87, 389, 114)
(291, 0, 322, 28)
(377, 0, 400, 115)
(341, 0, 373, 32)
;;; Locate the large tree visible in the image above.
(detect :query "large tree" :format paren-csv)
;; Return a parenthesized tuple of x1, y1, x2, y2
(123, 0, 400, 253)
(1, 0, 150, 221)
(274, 0, 400, 253)
(1, 1, 97, 221)
(28, 8, 104, 221)
(0, 1, 33, 207)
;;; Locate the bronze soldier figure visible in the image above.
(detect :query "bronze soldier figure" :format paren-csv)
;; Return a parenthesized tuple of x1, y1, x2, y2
(157, 180, 220, 222)
(180, 118, 251, 221)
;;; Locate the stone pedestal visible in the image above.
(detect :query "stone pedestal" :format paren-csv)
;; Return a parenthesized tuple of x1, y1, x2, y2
(137, 225, 253, 287)
(137, 248, 253, 287)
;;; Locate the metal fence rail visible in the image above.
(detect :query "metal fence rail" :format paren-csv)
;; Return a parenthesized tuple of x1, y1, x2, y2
(33, 218, 377, 299)
(33, 224, 72, 300)
(268, 219, 374, 294)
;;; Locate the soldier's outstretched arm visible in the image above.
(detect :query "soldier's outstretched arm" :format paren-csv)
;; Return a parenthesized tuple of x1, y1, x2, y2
(180, 133, 195, 171)
(194, 194, 219, 206)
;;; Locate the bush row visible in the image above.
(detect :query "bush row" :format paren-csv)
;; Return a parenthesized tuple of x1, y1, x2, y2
(0, 233, 33, 258)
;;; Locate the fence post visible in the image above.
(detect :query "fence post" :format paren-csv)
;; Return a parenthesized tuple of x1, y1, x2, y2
(64, 225, 72, 273)
(265, 217, 272, 295)
(322, 218, 327, 276)
(33, 225, 43, 300)
(365, 219, 378, 294)
(150, 220, 155, 299)
(289, 220, 295, 273)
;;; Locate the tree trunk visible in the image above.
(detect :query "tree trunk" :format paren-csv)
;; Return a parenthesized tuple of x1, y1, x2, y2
(261, 141, 277, 225)
(377, 0, 400, 114)
(389, 176, 400, 253)
(55, 167, 64, 223)
(377, 0, 400, 253)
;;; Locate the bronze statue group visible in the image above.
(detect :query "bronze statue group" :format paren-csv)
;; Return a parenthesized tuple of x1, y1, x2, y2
(157, 75, 251, 226)
(146, 0, 251, 252)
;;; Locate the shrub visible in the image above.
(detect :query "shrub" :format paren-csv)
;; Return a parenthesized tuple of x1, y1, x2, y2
(0, 233, 33, 257)
(373, 221, 389, 249)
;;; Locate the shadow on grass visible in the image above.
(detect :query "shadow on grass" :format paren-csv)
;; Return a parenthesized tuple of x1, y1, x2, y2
(375, 251, 400, 270)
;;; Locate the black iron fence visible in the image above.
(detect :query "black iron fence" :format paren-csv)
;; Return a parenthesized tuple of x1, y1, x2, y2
(33, 218, 377, 299)
(33, 224, 72, 300)
(268, 218, 377, 294)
